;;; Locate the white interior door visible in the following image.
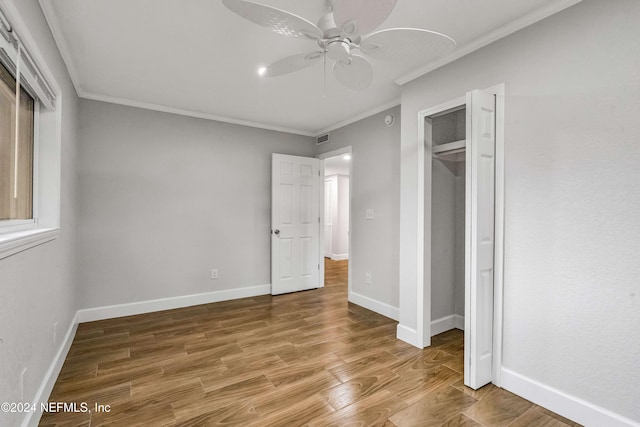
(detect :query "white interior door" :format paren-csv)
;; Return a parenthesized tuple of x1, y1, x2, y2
(323, 178, 334, 257)
(272, 154, 320, 295)
(464, 89, 496, 389)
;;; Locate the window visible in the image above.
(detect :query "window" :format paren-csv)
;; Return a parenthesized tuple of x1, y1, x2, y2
(1, 61, 35, 221)
(0, 3, 61, 259)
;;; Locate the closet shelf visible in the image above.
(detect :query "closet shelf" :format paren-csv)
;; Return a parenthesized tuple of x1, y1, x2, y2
(433, 139, 466, 162)
(432, 139, 466, 154)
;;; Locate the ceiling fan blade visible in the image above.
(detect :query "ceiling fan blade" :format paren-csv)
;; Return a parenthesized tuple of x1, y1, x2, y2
(359, 28, 456, 62)
(222, 0, 323, 40)
(333, 54, 373, 91)
(333, 0, 397, 37)
(263, 51, 323, 77)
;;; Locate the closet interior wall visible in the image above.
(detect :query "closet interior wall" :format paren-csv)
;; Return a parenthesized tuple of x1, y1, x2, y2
(428, 108, 466, 327)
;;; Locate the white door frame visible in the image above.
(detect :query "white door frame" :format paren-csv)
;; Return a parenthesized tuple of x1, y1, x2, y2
(417, 84, 505, 386)
(317, 146, 352, 296)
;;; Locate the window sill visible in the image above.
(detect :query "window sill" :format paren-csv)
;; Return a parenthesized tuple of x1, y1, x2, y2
(0, 227, 60, 260)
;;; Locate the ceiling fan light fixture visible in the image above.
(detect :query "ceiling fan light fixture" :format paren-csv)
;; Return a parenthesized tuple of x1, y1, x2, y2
(327, 40, 351, 61)
(222, 0, 456, 91)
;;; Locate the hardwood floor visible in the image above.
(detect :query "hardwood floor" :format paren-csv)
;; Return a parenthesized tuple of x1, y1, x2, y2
(40, 259, 580, 426)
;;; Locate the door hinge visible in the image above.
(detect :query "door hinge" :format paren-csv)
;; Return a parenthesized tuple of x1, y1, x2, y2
(318, 264, 320, 270)
(318, 216, 320, 223)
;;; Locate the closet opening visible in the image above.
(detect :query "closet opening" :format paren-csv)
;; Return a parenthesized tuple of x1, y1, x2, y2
(426, 105, 467, 375)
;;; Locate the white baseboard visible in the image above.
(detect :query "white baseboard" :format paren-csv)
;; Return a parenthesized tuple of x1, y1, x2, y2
(501, 368, 640, 427)
(330, 253, 349, 261)
(23, 284, 273, 425)
(348, 291, 398, 321)
(22, 313, 79, 427)
(76, 284, 272, 323)
(431, 314, 465, 336)
(396, 324, 418, 347)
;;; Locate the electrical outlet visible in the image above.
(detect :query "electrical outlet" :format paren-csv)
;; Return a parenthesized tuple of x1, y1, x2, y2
(53, 322, 58, 344)
(365, 273, 372, 284)
(366, 209, 374, 220)
(211, 269, 219, 279)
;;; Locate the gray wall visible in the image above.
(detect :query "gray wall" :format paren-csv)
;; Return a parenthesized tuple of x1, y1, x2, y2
(400, 0, 640, 420)
(315, 106, 400, 310)
(77, 100, 315, 309)
(0, 1, 79, 426)
(429, 159, 456, 321)
(429, 158, 465, 322)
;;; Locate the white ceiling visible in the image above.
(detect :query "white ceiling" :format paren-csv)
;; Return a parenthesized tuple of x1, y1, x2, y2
(39, 0, 580, 136)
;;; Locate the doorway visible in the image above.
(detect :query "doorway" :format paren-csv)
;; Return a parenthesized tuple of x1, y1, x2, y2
(318, 147, 352, 293)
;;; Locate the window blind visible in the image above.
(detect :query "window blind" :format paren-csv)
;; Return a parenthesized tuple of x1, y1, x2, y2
(0, 8, 56, 110)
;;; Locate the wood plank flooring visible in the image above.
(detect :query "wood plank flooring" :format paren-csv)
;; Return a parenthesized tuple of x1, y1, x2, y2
(40, 259, 581, 426)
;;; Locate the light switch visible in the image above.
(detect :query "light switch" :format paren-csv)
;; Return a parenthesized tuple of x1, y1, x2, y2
(366, 209, 374, 220)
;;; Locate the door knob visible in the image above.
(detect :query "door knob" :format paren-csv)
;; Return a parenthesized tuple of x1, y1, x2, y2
(273, 229, 280, 235)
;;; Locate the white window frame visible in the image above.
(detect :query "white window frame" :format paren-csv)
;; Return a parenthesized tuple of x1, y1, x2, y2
(0, 1, 61, 259)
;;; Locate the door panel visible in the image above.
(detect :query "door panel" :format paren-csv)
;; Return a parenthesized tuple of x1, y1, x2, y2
(272, 154, 320, 295)
(465, 90, 496, 389)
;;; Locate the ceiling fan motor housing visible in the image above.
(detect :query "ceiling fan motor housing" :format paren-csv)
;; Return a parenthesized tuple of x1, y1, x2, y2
(327, 40, 351, 62)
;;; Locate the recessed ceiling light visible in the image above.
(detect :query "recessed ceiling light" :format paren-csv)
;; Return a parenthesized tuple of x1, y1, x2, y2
(257, 66, 267, 76)
(343, 155, 351, 160)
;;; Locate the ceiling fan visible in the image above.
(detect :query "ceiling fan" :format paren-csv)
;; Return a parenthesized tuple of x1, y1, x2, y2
(222, 0, 456, 91)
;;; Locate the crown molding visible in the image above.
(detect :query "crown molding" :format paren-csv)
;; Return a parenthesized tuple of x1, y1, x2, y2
(395, 0, 584, 86)
(79, 90, 317, 136)
(38, 0, 82, 96)
(312, 98, 400, 136)
(39, 0, 582, 137)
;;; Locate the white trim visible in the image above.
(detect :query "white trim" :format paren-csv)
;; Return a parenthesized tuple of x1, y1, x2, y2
(501, 368, 640, 427)
(37, 0, 81, 97)
(430, 314, 465, 336)
(454, 314, 464, 330)
(395, 0, 584, 86)
(79, 91, 316, 137)
(330, 253, 349, 261)
(490, 83, 506, 387)
(396, 324, 418, 347)
(76, 285, 271, 323)
(348, 291, 398, 321)
(317, 146, 353, 160)
(312, 99, 401, 136)
(0, 228, 58, 260)
(22, 312, 78, 427)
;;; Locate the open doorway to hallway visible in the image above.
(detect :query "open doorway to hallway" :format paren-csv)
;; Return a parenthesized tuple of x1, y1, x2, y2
(322, 153, 350, 287)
